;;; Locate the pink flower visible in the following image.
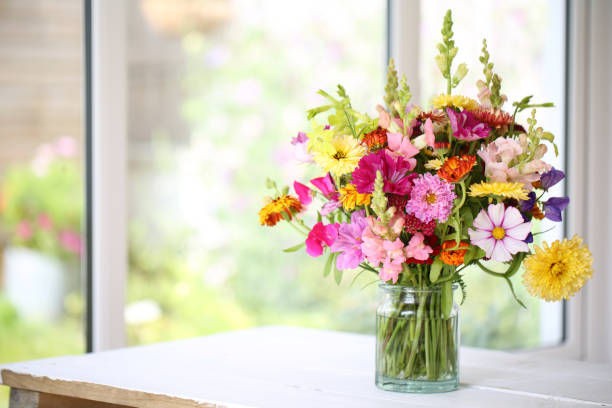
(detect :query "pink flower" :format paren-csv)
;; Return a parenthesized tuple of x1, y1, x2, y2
(386, 132, 419, 169)
(361, 224, 386, 265)
(16, 221, 33, 240)
(55, 136, 77, 158)
(305, 222, 339, 257)
(352, 150, 417, 195)
(59, 230, 83, 256)
(423, 118, 435, 148)
(404, 232, 433, 261)
(37, 213, 53, 230)
(405, 174, 456, 223)
(446, 108, 491, 141)
(478, 137, 551, 189)
(376, 105, 392, 130)
(293, 181, 312, 206)
(380, 238, 406, 283)
(468, 203, 531, 262)
(320, 201, 342, 216)
(330, 211, 368, 270)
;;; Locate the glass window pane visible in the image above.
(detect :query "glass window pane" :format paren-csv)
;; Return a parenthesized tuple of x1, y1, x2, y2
(420, 0, 566, 349)
(0, 1, 85, 405)
(126, 0, 386, 345)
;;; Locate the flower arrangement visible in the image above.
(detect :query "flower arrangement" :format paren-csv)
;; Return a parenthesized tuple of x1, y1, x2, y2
(258, 10, 593, 391)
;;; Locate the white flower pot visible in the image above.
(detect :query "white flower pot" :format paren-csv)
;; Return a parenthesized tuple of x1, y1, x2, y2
(3, 246, 67, 322)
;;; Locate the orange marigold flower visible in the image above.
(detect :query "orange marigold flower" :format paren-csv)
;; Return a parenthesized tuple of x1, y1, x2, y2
(361, 127, 388, 151)
(471, 108, 514, 130)
(437, 155, 476, 182)
(258, 195, 303, 226)
(440, 240, 469, 266)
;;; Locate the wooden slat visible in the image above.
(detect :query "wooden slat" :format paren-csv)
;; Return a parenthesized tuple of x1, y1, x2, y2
(1, 327, 611, 408)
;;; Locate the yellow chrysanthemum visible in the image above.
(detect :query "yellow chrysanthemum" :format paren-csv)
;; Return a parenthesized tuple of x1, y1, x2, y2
(425, 159, 445, 170)
(523, 236, 593, 301)
(312, 134, 366, 176)
(469, 182, 529, 201)
(339, 184, 371, 210)
(431, 94, 479, 111)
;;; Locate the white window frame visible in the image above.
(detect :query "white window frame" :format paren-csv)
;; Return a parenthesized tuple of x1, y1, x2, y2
(90, 0, 611, 361)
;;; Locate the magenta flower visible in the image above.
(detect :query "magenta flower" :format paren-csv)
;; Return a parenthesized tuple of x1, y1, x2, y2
(405, 174, 456, 223)
(305, 222, 339, 257)
(293, 181, 312, 206)
(352, 150, 417, 195)
(330, 211, 368, 270)
(468, 203, 531, 262)
(310, 173, 337, 199)
(446, 108, 491, 141)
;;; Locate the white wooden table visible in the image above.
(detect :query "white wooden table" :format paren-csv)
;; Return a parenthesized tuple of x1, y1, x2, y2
(1, 327, 611, 407)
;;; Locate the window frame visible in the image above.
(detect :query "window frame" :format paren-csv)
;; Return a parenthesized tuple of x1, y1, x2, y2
(86, 0, 585, 357)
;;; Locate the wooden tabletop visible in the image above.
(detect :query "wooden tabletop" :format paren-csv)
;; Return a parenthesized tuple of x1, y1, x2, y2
(1, 327, 611, 408)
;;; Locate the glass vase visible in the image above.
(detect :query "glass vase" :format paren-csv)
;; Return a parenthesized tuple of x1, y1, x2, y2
(375, 284, 459, 393)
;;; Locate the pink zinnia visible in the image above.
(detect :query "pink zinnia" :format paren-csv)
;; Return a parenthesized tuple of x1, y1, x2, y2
(468, 203, 531, 262)
(352, 150, 417, 195)
(330, 211, 368, 270)
(405, 174, 456, 223)
(446, 108, 491, 141)
(305, 222, 339, 257)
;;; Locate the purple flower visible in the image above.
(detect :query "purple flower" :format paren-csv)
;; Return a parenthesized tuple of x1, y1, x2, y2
(543, 197, 569, 222)
(468, 203, 532, 262)
(520, 191, 537, 212)
(352, 150, 416, 195)
(446, 108, 491, 141)
(405, 174, 456, 223)
(330, 211, 368, 270)
(540, 167, 565, 190)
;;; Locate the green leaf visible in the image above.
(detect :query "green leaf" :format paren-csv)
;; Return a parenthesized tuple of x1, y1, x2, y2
(316, 211, 322, 223)
(429, 257, 443, 283)
(282, 242, 305, 253)
(334, 266, 343, 285)
(323, 252, 335, 277)
(441, 281, 453, 319)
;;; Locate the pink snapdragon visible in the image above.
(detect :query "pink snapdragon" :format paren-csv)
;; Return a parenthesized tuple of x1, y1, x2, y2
(404, 232, 433, 261)
(360, 214, 408, 283)
(386, 132, 419, 169)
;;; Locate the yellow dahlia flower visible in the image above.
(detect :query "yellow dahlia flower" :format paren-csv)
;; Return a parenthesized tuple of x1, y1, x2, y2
(431, 94, 479, 112)
(523, 236, 593, 301)
(339, 184, 371, 210)
(469, 182, 529, 201)
(312, 134, 366, 176)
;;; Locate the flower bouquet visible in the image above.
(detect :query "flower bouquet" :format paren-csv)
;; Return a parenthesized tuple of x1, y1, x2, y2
(258, 10, 593, 393)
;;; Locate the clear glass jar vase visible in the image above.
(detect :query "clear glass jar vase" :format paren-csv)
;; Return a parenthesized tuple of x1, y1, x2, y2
(375, 284, 459, 393)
